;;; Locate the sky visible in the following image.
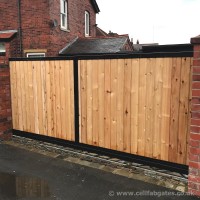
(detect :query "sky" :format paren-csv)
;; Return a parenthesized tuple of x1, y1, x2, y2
(96, 0, 200, 45)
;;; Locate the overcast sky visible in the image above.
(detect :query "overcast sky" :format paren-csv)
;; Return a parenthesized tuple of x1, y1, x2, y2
(96, 0, 200, 45)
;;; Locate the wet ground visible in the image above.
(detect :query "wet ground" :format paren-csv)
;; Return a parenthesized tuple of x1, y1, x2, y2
(0, 140, 199, 200)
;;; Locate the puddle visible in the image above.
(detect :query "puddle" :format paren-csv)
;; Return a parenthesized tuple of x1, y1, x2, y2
(0, 172, 50, 199)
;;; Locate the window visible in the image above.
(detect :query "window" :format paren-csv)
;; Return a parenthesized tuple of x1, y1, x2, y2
(0, 43, 5, 53)
(85, 11, 90, 36)
(26, 53, 45, 58)
(60, 0, 68, 30)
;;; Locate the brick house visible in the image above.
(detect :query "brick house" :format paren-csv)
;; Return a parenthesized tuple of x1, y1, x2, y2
(0, 0, 99, 61)
(0, 0, 133, 65)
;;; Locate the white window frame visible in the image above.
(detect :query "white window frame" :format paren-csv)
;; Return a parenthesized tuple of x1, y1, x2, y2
(60, 0, 68, 30)
(0, 43, 5, 53)
(85, 11, 90, 36)
(26, 53, 46, 58)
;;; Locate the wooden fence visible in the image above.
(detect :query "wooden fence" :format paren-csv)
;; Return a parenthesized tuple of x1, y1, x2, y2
(10, 56, 192, 165)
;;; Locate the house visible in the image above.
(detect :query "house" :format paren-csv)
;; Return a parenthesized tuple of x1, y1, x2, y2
(0, 0, 133, 65)
(0, 0, 100, 64)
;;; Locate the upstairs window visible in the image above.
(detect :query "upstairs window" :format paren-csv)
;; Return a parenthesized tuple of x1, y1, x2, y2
(60, 0, 68, 30)
(85, 11, 90, 36)
(0, 43, 5, 53)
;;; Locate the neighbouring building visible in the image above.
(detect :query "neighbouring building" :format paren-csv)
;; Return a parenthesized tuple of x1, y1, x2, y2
(0, 0, 134, 64)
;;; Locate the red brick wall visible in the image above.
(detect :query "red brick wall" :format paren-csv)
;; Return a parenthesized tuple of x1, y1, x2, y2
(0, 0, 97, 58)
(0, 67, 12, 140)
(20, 0, 51, 53)
(0, 0, 18, 30)
(0, 0, 21, 58)
(49, 0, 97, 56)
(189, 37, 200, 196)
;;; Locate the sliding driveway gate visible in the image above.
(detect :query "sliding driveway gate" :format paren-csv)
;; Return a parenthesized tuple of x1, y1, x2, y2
(10, 52, 192, 172)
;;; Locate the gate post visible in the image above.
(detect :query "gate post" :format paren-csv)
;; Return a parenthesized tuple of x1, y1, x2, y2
(0, 65, 12, 140)
(189, 35, 200, 196)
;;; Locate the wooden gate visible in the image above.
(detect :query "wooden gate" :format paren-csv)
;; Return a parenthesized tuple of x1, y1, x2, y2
(10, 56, 192, 165)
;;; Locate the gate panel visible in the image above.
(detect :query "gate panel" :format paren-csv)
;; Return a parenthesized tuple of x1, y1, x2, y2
(10, 60, 75, 141)
(79, 57, 192, 165)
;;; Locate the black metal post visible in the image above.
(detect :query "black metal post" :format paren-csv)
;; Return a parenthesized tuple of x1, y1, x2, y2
(73, 59, 79, 143)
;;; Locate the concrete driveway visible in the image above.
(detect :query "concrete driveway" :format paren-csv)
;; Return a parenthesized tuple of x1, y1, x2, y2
(0, 143, 198, 200)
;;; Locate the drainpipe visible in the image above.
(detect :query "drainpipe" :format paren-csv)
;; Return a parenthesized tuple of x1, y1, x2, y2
(17, 0, 23, 57)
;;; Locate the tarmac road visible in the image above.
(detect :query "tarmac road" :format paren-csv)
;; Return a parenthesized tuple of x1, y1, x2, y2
(0, 143, 198, 200)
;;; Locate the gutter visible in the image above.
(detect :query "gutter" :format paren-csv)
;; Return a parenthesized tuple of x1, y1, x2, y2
(17, 0, 23, 57)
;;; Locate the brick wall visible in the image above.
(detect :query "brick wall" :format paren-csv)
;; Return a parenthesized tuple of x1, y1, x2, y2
(0, 66, 12, 140)
(189, 36, 200, 196)
(49, 0, 97, 56)
(0, 0, 97, 58)
(21, 0, 51, 53)
(0, 0, 18, 30)
(0, 0, 21, 58)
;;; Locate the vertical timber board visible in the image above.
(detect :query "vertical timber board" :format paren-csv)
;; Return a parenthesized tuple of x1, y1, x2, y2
(123, 59, 132, 153)
(23, 61, 29, 132)
(79, 60, 87, 143)
(41, 61, 47, 136)
(63, 61, 71, 140)
(20, 61, 27, 131)
(59, 60, 66, 140)
(27, 61, 35, 133)
(78, 60, 82, 142)
(45, 60, 52, 137)
(177, 57, 191, 164)
(50, 61, 56, 138)
(98, 60, 105, 148)
(160, 58, 172, 161)
(152, 58, 163, 159)
(186, 57, 193, 165)
(16, 61, 23, 131)
(63, 60, 75, 141)
(92, 60, 99, 146)
(86, 60, 93, 145)
(36, 61, 44, 135)
(168, 58, 181, 163)
(110, 59, 118, 150)
(145, 58, 155, 158)
(104, 59, 111, 149)
(55, 61, 62, 139)
(69, 60, 75, 141)
(10, 62, 18, 129)
(116, 59, 125, 152)
(130, 58, 139, 154)
(32, 61, 39, 134)
(137, 58, 147, 156)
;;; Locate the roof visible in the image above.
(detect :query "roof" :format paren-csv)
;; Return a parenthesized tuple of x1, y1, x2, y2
(60, 37, 130, 55)
(96, 27, 108, 37)
(142, 43, 193, 53)
(91, 0, 100, 13)
(0, 30, 17, 41)
(133, 43, 159, 51)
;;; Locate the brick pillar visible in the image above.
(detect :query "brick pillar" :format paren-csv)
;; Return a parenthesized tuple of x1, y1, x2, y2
(189, 35, 200, 196)
(0, 65, 12, 140)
